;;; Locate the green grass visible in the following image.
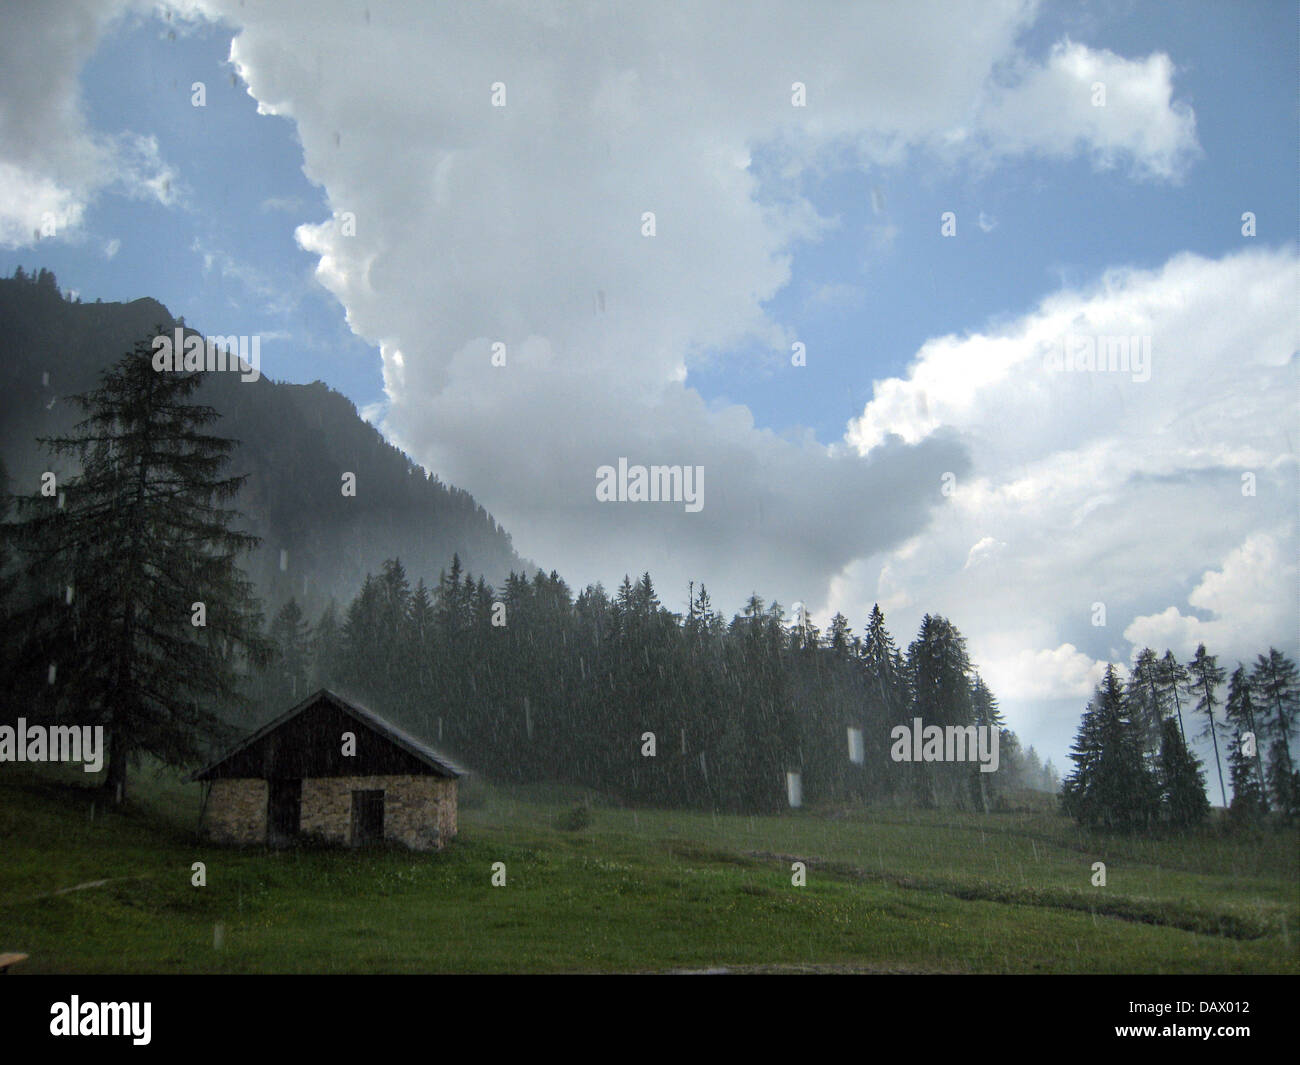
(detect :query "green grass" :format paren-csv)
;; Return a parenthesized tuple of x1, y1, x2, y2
(1, 766, 1296, 973)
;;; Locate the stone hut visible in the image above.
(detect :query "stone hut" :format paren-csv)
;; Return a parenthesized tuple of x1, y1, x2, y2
(192, 689, 465, 851)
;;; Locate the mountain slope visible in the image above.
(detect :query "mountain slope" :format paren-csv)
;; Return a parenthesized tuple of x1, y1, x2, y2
(0, 271, 529, 617)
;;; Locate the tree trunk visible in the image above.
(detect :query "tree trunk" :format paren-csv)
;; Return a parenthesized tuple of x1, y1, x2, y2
(104, 722, 127, 804)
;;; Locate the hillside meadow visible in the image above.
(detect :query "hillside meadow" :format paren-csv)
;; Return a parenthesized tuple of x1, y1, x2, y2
(0, 765, 1295, 974)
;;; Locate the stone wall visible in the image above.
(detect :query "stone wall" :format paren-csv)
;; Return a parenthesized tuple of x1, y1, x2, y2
(437, 778, 458, 843)
(300, 774, 457, 851)
(203, 778, 268, 845)
(200, 774, 457, 851)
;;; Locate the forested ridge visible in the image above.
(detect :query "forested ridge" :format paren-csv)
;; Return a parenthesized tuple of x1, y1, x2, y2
(250, 556, 1057, 813)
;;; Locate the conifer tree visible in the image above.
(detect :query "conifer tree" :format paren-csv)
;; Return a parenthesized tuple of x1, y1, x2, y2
(1265, 739, 1299, 817)
(409, 579, 435, 642)
(1158, 650, 1190, 743)
(861, 604, 906, 723)
(825, 612, 852, 657)
(969, 672, 1003, 809)
(3, 332, 269, 801)
(312, 599, 343, 690)
(1158, 716, 1210, 827)
(970, 674, 1004, 728)
(1127, 648, 1167, 768)
(267, 597, 312, 704)
(1185, 644, 1227, 809)
(1250, 648, 1298, 791)
(906, 614, 974, 807)
(1224, 664, 1267, 819)
(436, 554, 466, 638)
(1061, 666, 1160, 829)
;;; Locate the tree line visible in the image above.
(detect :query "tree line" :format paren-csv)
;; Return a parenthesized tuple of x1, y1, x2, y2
(1061, 647, 1298, 830)
(251, 559, 1058, 812)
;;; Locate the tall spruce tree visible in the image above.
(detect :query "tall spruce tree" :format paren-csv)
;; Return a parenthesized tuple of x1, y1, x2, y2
(311, 599, 343, 690)
(267, 598, 312, 705)
(970, 674, 1004, 728)
(1185, 644, 1227, 809)
(1127, 648, 1168, 768)
(825, 612, 852, 657)
(969, 673, 1003, 810)
(1158, 650, 1190, 743)
(1157, 716, 1210, 827)
(861, 604, 906, 722)
(1250, 648, 1298, 793)
(1264, 738, 1299, 817)
(906, 615, 975, 808)
(3, 333, 269, 801)
(1061, 666, 1161, 829)
(1224, 664, 1267, 820)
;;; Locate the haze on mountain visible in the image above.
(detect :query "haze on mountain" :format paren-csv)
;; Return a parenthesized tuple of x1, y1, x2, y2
(0, 269, 528, 616)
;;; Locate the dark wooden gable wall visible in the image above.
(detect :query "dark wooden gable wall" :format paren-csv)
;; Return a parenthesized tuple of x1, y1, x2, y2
(204, 699, 439, 780)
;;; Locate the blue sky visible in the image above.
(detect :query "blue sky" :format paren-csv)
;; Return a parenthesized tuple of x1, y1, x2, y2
(1, 0, 1295, 773)
(3, 13, 380, 398)
(7, 1, 1292, 445)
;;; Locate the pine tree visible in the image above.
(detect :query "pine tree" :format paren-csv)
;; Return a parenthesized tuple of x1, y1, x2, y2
(1224, 664, 1267, 820)
(825, 612, 852, 657)
(1185, 644, 1227, 809)
(1022, 745, 1043, 790)
(861, 605, 906, 719)
(1158, 650, 1190, 743)
(409, 579, 435, 642)
(1265, 739, 1300, 818)
(969, 672, 1003, 810)
(1250, 648, 1298, 792)
(1158, 716, 1210, 827)
(970, 674, 1004, 728)
(1127, 648, 1167, 768)
(906, 614, 974, 807)
(267, 598, 312, 704)
(1061, 666, 1161, 829)
(312, 599, 343, 690)
(340, 574, 386, 697)
(436, 554, 466, 638)
(3, 332, 269, 801)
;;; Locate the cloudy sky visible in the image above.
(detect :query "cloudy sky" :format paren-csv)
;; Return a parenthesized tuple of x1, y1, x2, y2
(1, 0, 1295, 773)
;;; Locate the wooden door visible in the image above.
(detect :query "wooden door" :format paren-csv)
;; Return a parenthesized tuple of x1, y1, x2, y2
(350, 789, 384, 845)
(268, 778, 302, 846)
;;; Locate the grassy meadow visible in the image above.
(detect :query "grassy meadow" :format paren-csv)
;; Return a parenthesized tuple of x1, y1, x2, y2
(1, 764, 1296, 973)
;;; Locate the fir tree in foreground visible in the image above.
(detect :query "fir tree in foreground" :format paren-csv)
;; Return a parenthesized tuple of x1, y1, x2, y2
(3, 331, 270, 801)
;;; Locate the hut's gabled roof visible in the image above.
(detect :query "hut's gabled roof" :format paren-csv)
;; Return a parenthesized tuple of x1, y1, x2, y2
(191, 688, 466, 781)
